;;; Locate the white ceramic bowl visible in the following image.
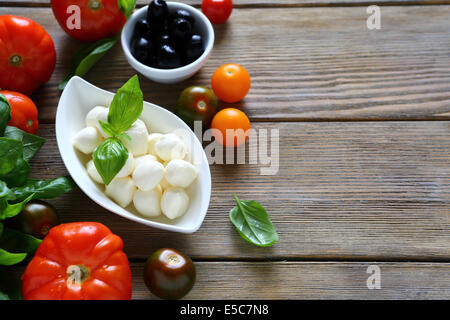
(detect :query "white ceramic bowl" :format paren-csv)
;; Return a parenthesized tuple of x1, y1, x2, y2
(55, 76, 211, 233)
(121, 2, 214, 84)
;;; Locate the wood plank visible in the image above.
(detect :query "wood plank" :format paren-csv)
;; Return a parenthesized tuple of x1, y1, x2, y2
(1, 6, 450, 121)
(128, 262, 450, 299)
(29, 122, 450, 260)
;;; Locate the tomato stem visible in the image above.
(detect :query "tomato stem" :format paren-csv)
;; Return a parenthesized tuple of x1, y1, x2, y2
(88, 0, 102, 10)
(67, 265, 90, 285)
(9, 54, 22, 67)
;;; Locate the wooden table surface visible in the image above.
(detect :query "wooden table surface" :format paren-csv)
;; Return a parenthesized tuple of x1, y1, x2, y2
(2, 0, 450, 299)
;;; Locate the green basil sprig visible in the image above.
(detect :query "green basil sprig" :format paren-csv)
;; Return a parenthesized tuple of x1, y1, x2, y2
(229, 194, 279, 247)
(93, 75, 143, 185)
(0, 94, 11, 136)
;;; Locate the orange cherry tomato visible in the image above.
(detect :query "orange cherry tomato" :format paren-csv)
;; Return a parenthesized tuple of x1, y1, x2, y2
(22, 222, 132, 300)
(211, 108, 251, 147)
(211, 64, 251, 103)
(0, 90, 38, 134)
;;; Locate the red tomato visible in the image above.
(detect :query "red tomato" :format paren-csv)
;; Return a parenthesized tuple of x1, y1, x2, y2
(211, 108, 251, 147)
(22, 222, 132, 300)
(202, 0, 233, 24)
(0, 91, 39, 134)
(211, 63, 251, 103)
(51, 0, 127, 42)
(0, 15, 56, 96)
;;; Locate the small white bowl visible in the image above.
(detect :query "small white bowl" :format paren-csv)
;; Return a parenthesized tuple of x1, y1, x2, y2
(121, 2, 214, 84)
(55, 76, 211, 233)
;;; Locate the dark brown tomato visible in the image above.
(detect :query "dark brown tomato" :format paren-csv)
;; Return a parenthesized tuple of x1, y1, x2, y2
(174, 86, 218, 130)
(143, 248, 196, 300)
(8, 200, 59, 239)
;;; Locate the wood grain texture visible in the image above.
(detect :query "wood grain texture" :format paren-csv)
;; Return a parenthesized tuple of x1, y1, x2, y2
(129, 262, 450, 299)
(29, 122, 450, 261)
(1, 6, 449, 121)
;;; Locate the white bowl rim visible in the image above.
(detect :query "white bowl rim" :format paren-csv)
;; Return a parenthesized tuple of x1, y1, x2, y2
(121, 2, 215, 76)
(55, 76, 212, 234)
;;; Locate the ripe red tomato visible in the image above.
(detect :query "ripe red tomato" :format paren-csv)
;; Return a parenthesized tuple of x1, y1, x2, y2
(22, 222, 132, 300)
(202, 0, 233, 24)
(211, 108, 251, 147)
(51, 0, 127, 42)
(0, 15, 56, 96)
(0, 90, 39, 134)
(211, 63, 251, 103)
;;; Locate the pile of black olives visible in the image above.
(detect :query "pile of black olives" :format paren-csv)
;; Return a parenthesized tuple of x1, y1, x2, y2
(130, 0, 205, 69)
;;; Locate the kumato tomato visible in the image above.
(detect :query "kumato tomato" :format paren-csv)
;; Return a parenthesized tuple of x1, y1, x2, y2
(7, 200, 59, 239)
(210, 108, 251, 147)
(0, 91, 39, 134)
(211, 64, 251, 103)
(51, 0, 127, 42)
(143, 248, 196, 300)
(0, 15, 56, 95)
(201, 0, 233, 24)
(174, 86, 218, 130)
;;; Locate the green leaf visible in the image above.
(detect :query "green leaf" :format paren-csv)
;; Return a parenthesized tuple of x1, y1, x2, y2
(0, 181, 15, 202)
(58, 37, 118, 91)
(229, 194, 279, 247)
(0, 138, 23, 176)
(99, 120, 120, 137)
(118, 0, 137, 19)
(107, 75, 143, 133)
(11, 177, 75, 202)
(0, 94, 11, 136)
(0, 227, 41, 256)
(0, 158, 30, 188)
(0, 267, 22, 300)
(4, 126, 45, 161)
(93, 138, 128, 185)
(0, 194, 34, 220)
(0, 248, 26, 266)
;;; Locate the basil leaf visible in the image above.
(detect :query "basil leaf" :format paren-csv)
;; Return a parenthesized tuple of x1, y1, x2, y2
(107, 75, 143, 133)
(0, 94, 11, 136)
(4, 126, 45, 161)
(99, 120, 120, 137)
(0, 158, 30, 188)
(0, 194, 34, 220)
(0, 138, 23, 176)
(0, 248, 26, 266)
(0, 181, 15, 202)
(229, 194, 278, 247)
(58, 37, 118, 91)
(93, 138, 128, 185)
(118, 0, 137, 19)
(0, 227, 41, 256)
(11, 177, 75, 202)
(0, 267, 22, 300)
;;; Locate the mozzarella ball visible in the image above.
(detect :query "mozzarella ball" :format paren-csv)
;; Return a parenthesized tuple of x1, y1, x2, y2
(105, 177, 136, 208)
(115, 152, 134, 178)
(165, 159, 198, 188)
(161, 187, 189, 220)
(148, 133, 163, 156)
(155, 133, 187, 161)
(133, 154, 157, 170)
(72, 127, 103, 154)
(132, 160, 164, 191)
(86, 160, 103, 184)
(133, 188, 162, 217)
(85, 106, 110, 138)
(122, 119, 148, 156)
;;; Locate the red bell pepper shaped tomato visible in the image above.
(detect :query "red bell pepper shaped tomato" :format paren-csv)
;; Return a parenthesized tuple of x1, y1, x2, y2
(22, 222, 132, 300)
(51, 0, 127, 42)
(0, 15, 56, 96)
(0, 90, 39, 134)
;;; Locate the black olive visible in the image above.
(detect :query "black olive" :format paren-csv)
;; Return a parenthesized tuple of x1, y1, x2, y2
(170, 18, 192, 43)
(147, 0, 169, 23)
(157, 44, 182, 69)
(134, 19, 149, 38)
(131, 37, 153, 64)
(185, 34, 204, 63)
(170, 9, 195, 25)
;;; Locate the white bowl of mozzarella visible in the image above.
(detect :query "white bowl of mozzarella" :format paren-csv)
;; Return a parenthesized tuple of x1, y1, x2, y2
(56, 76, 211, 233)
